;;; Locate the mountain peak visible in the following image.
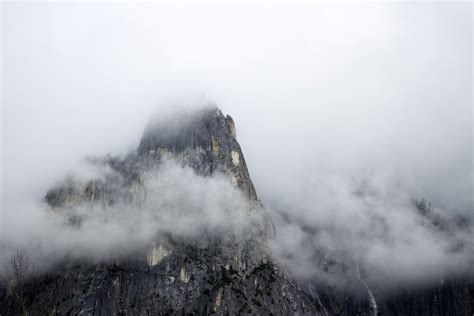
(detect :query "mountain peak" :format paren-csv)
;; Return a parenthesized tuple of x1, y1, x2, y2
(138, 107, 258, 201)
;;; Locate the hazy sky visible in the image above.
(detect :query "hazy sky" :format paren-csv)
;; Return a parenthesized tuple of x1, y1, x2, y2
(2, 2, 471, 212)
(0, 2, 472, 285)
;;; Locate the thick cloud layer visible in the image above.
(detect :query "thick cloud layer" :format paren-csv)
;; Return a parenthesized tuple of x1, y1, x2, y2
(269, 171, 473, 288)
(1, 2, 472, 287)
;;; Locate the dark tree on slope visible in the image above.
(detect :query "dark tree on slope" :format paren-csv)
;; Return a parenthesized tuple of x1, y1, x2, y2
(0, 249, 33, 316)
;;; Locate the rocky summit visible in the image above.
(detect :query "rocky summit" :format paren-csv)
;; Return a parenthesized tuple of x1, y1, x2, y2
(1, 106, 473, 315)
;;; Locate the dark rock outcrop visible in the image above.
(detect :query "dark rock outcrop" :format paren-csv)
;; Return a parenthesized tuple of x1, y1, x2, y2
(138, 106, 257, 202)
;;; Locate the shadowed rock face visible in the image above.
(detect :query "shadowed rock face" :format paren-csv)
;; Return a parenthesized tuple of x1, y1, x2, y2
(1, 106, 473, 316)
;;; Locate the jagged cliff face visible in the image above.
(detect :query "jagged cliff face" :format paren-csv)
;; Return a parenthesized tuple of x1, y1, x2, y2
(138, 107, 257, 202)
(1, 106, 473, 316)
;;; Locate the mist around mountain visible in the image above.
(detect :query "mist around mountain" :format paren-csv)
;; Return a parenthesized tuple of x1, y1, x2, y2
(1, 105, 473, 315)
(1, 2, 472, 315)
(2, 105, 471, 284)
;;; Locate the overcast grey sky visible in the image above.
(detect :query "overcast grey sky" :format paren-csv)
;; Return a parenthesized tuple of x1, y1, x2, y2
(1, 2, 472, 219)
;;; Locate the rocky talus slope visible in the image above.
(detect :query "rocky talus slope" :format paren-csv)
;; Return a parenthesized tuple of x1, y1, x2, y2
(1, 106, 473, 315)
